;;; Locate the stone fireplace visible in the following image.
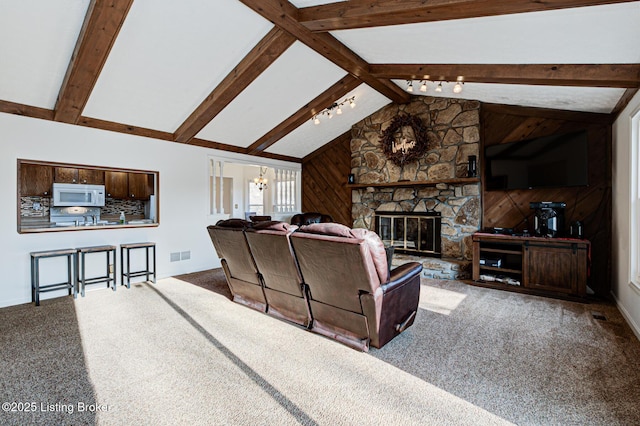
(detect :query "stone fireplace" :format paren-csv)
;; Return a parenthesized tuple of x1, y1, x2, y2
(350, 97, 481, 279)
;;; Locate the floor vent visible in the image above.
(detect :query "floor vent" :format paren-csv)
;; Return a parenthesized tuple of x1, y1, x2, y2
(592, 311, 607, 321)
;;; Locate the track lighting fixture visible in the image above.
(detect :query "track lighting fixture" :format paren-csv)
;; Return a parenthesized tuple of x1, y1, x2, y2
(404, 76, 465, 95)
(406, 80, 414, 92)
(453, 76, 464, 94)
(311, 96, 356, 125)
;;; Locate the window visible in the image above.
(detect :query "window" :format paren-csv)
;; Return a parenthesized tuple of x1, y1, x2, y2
(248, 179, 265, 215)
(631, 109, 640, 288)
(273, 168, 298, 213)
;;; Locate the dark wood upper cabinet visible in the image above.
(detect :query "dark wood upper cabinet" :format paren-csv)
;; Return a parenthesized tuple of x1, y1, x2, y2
(78, 169, 105, 185)
(54, 167, 79, 183)
(105, 171, 153, 200)
(54, 167, 105, 184)
(20, 163, 53, 197)
(128, 173, 154, 200)
(105, 171, 129, 199)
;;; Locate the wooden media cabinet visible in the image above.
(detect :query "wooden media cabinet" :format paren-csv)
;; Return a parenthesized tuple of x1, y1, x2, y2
(472, 233, 590, 300)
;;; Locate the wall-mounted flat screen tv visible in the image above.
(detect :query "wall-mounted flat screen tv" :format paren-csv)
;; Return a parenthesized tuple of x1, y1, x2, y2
(484, 129, 589, 191)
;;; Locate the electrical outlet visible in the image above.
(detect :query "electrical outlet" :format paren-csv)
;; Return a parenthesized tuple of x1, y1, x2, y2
(109, 264, 114, 274)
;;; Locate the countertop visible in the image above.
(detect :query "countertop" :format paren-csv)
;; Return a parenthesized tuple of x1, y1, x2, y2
(19, 217, 157, 233)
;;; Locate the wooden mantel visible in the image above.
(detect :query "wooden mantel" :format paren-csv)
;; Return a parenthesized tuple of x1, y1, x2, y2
(347, 177, 480, 189)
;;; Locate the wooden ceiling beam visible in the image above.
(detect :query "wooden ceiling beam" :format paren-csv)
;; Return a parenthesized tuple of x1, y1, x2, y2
(611, 88, 639, 117)
(239, 0, 410, 105)
(0, 99, 54, 121)
(173, 28, 296, 143)
(298, 0, 638, 32)
(370, 64, 640, 88)
(247, 74, 361, 154)
(54, 0, 133, 124)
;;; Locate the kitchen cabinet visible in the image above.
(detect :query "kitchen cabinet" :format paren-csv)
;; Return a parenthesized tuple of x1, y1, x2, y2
(128, 173, 154, 200)
(472, 233, 589, 300)
(20, 163, 53, 197)
(105, 171, 129, 199)
(54, 167, 104, 184)
(105, 171, 154, 200)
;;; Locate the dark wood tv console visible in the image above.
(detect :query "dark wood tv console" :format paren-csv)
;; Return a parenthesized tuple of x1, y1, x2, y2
(472, 233, 590, 301)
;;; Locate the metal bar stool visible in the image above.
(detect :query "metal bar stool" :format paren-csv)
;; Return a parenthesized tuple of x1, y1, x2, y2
(76, 245, 117, 297)
(120, 242, 156, 288)
(30, 248, 77, 306)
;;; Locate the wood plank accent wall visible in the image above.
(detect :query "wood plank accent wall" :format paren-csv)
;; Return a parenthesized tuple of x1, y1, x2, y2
(301, 132, 352, 226)
(481, 103, 612, 298)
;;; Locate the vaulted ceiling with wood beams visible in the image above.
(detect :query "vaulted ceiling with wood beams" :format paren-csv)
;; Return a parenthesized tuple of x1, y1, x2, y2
(1, 1, 639, 163)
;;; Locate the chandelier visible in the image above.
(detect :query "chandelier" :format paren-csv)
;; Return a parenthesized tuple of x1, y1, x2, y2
(254, 167, 268, 191)
(312, 96, 356, 125)
(406, 76, 464, 94)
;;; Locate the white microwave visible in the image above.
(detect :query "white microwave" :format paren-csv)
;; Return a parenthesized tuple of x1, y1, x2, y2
(52, 183, 106, 207)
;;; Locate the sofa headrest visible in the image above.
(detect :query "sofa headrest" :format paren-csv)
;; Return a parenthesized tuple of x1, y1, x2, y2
(215, 218, 250, 229)
(250, 221, 298, 232)
(290, 212, 333, 226)
(298, 222, 352, 238)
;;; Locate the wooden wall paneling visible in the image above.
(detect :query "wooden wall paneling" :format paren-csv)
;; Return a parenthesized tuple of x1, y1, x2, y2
(301, 134, 351, 225)
(481, 103, 612, 298)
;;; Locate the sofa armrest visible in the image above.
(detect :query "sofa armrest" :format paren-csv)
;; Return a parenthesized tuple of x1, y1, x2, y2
(381, 262, 422, 293)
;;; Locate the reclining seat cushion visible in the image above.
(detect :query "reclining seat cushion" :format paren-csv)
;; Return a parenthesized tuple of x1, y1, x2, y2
(292, 224, 383, 350)
(207, 222, 266, 312)
(244, 222, 311, 326)
(295, 223, 421, 350)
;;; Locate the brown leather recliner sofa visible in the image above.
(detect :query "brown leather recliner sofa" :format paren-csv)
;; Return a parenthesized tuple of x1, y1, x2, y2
(290, 212, 333, 226)
(207, 220, 421, 351)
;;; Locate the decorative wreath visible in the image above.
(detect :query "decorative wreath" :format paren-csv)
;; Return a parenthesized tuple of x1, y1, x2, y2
(380, 114, 432, 166)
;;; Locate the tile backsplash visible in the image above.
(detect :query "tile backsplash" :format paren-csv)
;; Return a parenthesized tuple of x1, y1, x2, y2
(21, 196, 145, 218)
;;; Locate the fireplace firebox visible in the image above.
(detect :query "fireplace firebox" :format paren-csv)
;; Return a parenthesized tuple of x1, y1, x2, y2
(375, 212, 442, 257)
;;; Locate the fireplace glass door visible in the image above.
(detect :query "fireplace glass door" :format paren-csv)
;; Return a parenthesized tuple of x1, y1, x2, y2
(375, 212, 441, 257)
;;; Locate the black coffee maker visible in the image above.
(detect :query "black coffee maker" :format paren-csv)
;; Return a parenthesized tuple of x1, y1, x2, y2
(530, 202, 566, 237)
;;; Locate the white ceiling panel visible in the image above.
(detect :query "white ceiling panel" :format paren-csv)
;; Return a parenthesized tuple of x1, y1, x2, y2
(332, 3, 640, 64)
(396, 80, 625, 114)
(197, 41, 348, 147)
(267, 84, 391, 158)
(0, 0, 89, 108)
(83, 0, 273, 132)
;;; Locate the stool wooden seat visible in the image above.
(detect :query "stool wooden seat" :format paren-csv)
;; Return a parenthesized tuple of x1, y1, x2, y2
(30, 248, 77, 306)
(76, 245, 117, 296)
(121, 242, 156, 288)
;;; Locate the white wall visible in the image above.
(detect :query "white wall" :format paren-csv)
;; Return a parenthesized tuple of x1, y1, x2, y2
(612, 90, 640, 339)
(0, 112, 298, 308)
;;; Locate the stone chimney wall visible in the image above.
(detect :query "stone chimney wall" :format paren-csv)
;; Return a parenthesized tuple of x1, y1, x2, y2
(350, 96, 481, 262)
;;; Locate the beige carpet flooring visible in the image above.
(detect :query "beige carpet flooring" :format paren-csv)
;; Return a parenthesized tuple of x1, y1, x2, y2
(1, 270, 639, 425)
